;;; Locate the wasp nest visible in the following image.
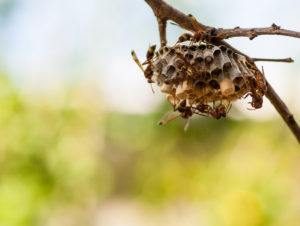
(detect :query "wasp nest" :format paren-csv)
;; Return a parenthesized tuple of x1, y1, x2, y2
(132, 35, 266, 123)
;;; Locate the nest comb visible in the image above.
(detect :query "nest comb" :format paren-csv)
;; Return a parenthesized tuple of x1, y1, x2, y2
(132, 39, 266, 123)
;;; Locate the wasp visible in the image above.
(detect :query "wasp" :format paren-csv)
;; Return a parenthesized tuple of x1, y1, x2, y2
(209, 102, 231, 119)
(194, 101, 231, 119)
(170, 99, 194, 131)
(244, 75, 264, 109)
(255, 66, 267, 94)
(177, 33, 194, 43)
(243, 63, 267, 110)
(194, 103, 211, 115)
(175, 99, 193, 119)
(158, 99, 193, 127)
(144, 45, 157, 64)
(131, 45, 157, 84)
(176, 32, 204, 44)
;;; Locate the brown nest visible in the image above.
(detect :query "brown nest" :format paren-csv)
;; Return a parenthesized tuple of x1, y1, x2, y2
(132, 38, 266, 124)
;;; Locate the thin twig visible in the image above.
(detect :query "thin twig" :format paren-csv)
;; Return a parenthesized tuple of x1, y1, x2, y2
(144, 0, 300, 143)
(252, 57, 294, 63)
(215, 24, 300, 40)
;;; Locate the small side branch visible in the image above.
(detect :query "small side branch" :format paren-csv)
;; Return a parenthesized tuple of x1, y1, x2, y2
(265, 82, 300, 143)
(252, 57, 294, 63)
(215, 24, 300, 40)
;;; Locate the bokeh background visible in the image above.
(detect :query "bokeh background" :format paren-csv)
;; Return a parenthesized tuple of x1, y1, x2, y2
(0, 0, 300, 226)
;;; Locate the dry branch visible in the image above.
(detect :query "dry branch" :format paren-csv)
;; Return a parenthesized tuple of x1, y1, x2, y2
(214, 25, 300, 40)
(265, 82, 300, 143)
(144, 0, 300, 143)
(145, 0, 208, 33)
(252, 57, 294, 63)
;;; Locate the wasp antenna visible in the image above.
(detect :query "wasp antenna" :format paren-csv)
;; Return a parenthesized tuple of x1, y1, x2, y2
(131, 50, 144, 72)
(142, 60, 150, 65)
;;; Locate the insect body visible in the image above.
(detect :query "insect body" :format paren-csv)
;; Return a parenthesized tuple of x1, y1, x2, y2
(131, 45, 157, 83)
(209, 103, 231, 119)
(177, 33, 194, 43)
(195, 102, 231, 119)
(176, 31, 205, 44)
(245, 77, 264, 109)
(145, 45, 156, 62)
(175, 100, 193, 119)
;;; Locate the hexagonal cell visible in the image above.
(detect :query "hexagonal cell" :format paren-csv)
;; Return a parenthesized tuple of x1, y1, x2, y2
(198, 44, 206, 50)
(204, 48, 214, 65)
(233, 76, 245, 86)
(211, 68, 222, 79)
(166, 64, 176, 78)
(209, 79, 220, 90)
(219, 78, 235, 96)
(227, 49, 233, 56)
(223, 62, 232, 72)
(180, 45, 189, 52)
(220, 45, 227, 52)
(174, 58, 185, 69)
(189, 45, 197, 51)
(201, 71, 211, 81)
(168, 48, 176, 56)
(194, 80, 207, 89)
(184, 52, 194, 61)
(213, 49, 221, 57)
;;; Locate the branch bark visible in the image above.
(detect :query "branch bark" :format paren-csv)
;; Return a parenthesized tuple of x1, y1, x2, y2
(144, 0, 208, 32)
(144, 0, 300, 143)
(252, 57, 294, 63)
(215, 24, 300, 40)
(265, 82, 300, 143)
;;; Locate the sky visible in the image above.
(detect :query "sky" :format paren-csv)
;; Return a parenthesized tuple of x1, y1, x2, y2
(0, 0, 300, 119)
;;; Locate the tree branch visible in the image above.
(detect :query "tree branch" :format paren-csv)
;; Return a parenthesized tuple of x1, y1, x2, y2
(215, 24, 300, 40)
(252, 57, 294, 63)
(144, 0, 300, 143)
(144, 0, 208, 33)
(265, 82, 300, 143)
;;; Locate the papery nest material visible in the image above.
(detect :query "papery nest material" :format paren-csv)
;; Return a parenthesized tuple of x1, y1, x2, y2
(132, 40, 266, 124)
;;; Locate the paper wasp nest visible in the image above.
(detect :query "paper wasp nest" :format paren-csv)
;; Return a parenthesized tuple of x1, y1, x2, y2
(132, 37, 266, 122)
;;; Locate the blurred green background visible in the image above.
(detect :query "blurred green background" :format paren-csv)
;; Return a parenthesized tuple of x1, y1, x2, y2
(0, 0, 300, 226)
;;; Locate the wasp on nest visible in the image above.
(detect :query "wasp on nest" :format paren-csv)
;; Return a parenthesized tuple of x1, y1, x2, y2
(131, 33, 267, 126)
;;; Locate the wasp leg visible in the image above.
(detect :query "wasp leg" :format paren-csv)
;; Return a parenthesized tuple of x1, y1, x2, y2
(226, 103, 232, 113)
(150, 84, 155, 94)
